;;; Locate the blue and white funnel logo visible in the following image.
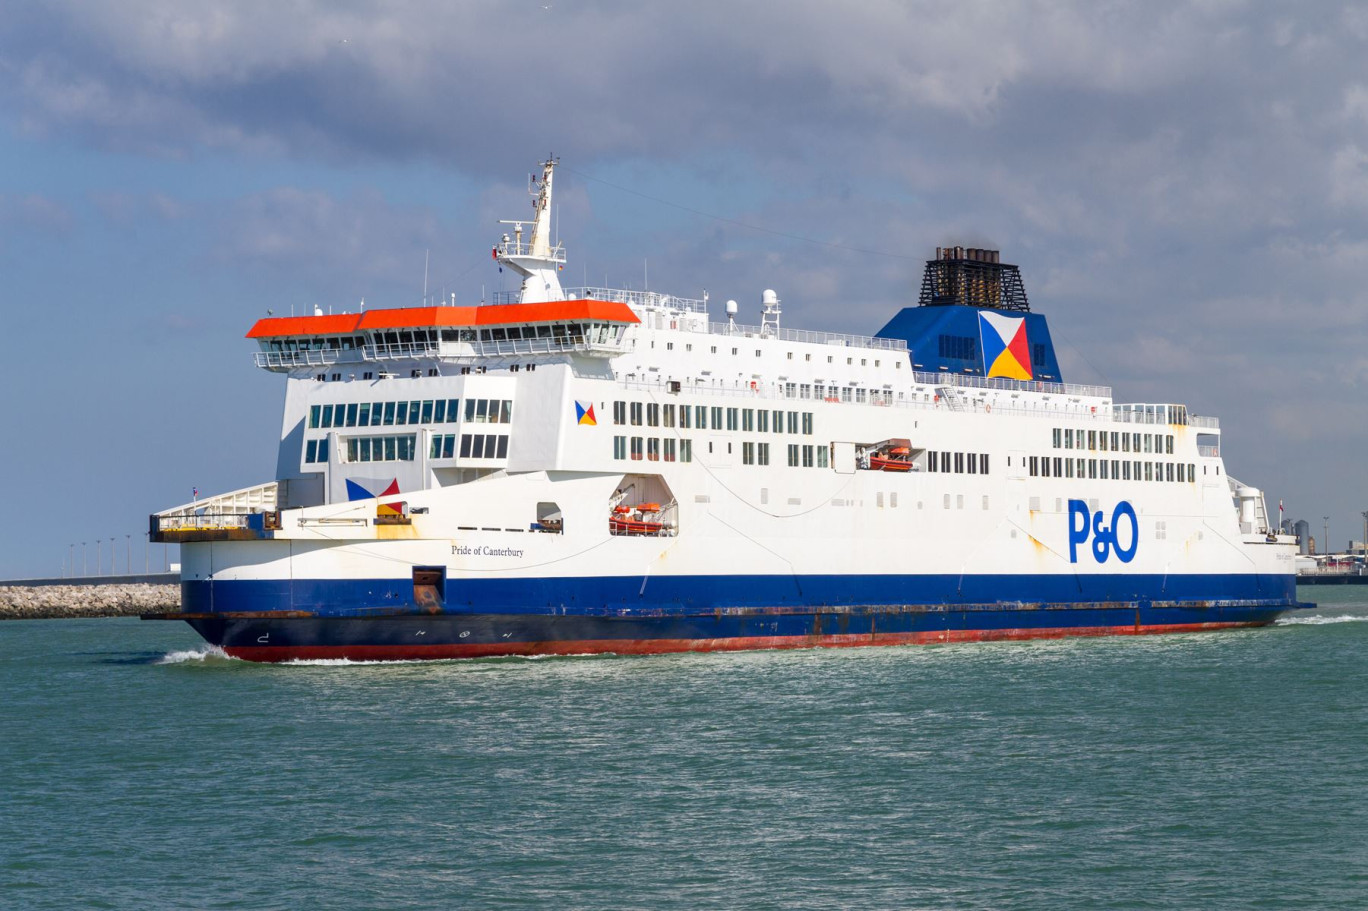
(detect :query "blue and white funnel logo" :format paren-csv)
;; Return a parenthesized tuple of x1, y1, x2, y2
(1068, 500, 1139, 564)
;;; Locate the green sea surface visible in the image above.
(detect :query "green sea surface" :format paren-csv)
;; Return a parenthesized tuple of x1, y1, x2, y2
(2, 588, 1365, 910)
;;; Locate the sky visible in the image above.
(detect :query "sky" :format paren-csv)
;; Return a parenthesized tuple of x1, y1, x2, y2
(3, 0, 1368, 578)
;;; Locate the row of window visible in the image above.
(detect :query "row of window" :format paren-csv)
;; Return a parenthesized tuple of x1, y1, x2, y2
(308, 398, 513, 430)
(345, 435, 418, 463)
(783, 443, 829, 468)
(1030, 456, 1195, 483)
(1054, 428, 1175, 456)
(461, 433, 509, 460)
(612, 436, 694, 463)
(926, 451, 990, 475)
(304, 439, 331, 463)
(611, 401, 815, 435)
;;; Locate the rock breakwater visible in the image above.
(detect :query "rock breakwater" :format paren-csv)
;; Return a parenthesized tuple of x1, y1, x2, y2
(0, 584, 180, 619)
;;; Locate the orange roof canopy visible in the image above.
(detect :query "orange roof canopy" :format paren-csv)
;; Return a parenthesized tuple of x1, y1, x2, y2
(246, 299, 640, 339)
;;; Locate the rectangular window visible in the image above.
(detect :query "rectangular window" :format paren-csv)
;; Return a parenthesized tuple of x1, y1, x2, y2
(1167, 435, 1174, 455)
(726, 407, 739, 431)
(1111, 432, 1119, 451)
(358, 438, 372, 462)
(309, 405, 321, 429)
(742, 442, 755, 465)
(358, 403, 371, 426)
(1121, 433, 1130, 453)
(447, 399, 459, 422)
(980, 453, 989, 474)
(680, 439, 693, 463)
(967, 453, 977, 475)
(1087, 431, 1096, 450)
(630, 402, 643, 426)
(1042, 456, 1052, 478)
(460, 434, 473, 458)
(1166, 462, 1174, 482)
(928, 450, 938, 473)
(663, 404, 676, 428)
(407, 401, 421, 425)
(802, 445, 814, 468)
(306, 440, 318, 463)
(1029, 455, 1038, 476)
(954, 452, 964, 473)
(631, 437, 643, 460)
(1052, 428, 1061, 449)
(613, 436, 627, 460)
(646, 403, 659, 427)
(1144, 462, 1153, 481)
(1064, 429, 1073, 449)
(1132, 433, 1141, 452)
(817, 446, 829, 468)
(772, 410, 783, 433)
(712, 406, 724, 430)
(346, 403, 358, 427)
(1065, 459, 1075, 478)
(421, 400, 433, 424)
(696, 405, 708, 429)
(664, 438, 676, 462)
(647, 438, 660, 461)
(394, 402, 409, 425)
(381, 402, 395, 425)
(1143, 434, 1152, 454)
(1111, 459, 1119, 478)
(613, 401, 627, 424)
(1088, 459, 1097, 479)
(433, 400, 446, 423)
(680, 405, 691, 429)
(943, 452, 952, 473)
(758, 410, 769, 433)
(1053, 457, 1062, 477)
(321, 405, 334, 429)
(802, 413, 813, 435)
(788, 444, 800, 467)
(758, 442, 770, 465)
(742, 409, 754, 432)
(787, 412, 799, 434)
(443, 435, 455, 459)
(1098, 431, 1108, 452)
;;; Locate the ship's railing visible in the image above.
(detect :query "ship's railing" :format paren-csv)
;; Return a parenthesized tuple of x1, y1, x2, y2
(365, 342, 442, 360)
(912, 371, 1111, 399)
(567, 287, 708, 312)
(156, 482, 279, 522)
(1198, 444, 1220, 458)
(255, 349, 346, 369)
(496, 238, 566, 262)
(465, 335, 628, 357)
(707, 322, 907, 352)
(1190, 414, 1220, 429)
(490, 287, 711, 311)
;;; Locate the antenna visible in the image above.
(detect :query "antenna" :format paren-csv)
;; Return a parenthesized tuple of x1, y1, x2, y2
(423, 249, 429, 303)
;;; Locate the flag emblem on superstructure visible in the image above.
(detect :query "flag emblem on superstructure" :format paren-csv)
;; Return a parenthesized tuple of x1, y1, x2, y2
(978, 312, 1033, 380)
(575, 401, 597, 425)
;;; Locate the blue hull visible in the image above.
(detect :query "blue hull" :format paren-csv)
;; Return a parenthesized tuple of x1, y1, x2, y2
(167, 573, 1310, 661)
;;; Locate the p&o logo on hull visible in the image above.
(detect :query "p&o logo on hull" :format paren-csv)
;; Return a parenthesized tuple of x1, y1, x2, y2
(1068, 499, 1139, 564)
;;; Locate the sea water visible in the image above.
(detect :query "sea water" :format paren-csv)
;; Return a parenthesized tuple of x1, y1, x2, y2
(1, 588, 1365, 910)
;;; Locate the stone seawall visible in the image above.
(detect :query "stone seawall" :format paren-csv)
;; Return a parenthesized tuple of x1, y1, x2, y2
(0, 584, 180, 619)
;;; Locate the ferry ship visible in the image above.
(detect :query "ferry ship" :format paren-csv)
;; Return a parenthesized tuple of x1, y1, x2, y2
(147, 158, 1309, 661)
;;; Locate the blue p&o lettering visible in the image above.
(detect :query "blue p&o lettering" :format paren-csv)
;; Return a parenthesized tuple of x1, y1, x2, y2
(1067, 499, 1139, 564)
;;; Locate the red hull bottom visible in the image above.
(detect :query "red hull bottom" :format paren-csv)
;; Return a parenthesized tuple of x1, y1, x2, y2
(223, 620, 1268, 663)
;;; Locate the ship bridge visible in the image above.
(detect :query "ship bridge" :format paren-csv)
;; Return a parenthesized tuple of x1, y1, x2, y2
(247, 300, 640, 372)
